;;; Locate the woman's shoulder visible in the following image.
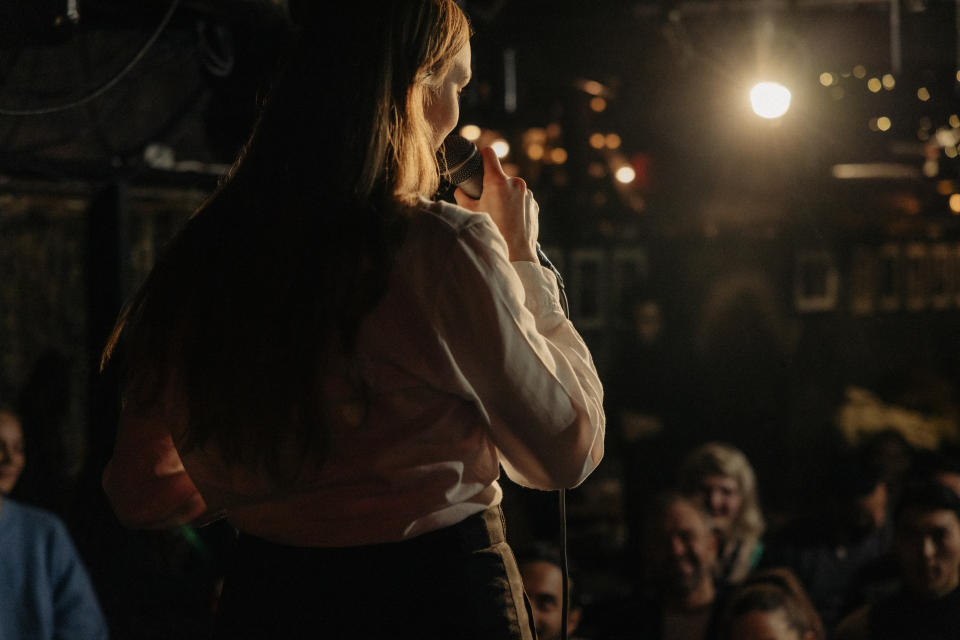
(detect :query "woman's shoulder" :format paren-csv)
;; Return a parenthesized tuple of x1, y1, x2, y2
(414, 197, 495, 237)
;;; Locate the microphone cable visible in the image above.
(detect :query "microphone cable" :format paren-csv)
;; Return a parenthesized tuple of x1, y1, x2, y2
(536, 242, 571, 640)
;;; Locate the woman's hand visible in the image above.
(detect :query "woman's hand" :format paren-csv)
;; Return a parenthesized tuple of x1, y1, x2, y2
(454, 146, 539, 263)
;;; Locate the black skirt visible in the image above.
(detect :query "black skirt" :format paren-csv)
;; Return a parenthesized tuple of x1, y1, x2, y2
(213, 506, 536, 639)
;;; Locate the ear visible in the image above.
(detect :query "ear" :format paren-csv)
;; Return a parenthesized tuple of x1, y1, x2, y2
(567, 607, 582, 636)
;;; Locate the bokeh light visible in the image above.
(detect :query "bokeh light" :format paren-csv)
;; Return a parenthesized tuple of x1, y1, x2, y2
(491, 139, 510, 158)
(918, 87, 931, 101)
(589, 133, 605, 149)
(882, 74, 895, 90)
(819, 72, 834, 86)
(877, 117, 891, 131)
(867, 78, 882, 93)
(590, 96, 607, 112)
(615, 165, 636, 184)
(605, 133, 622, 149)
(460, 124, 481, 141)
(951, 194, 960, 214)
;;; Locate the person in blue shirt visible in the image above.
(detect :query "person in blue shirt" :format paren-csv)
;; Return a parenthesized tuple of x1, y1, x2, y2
(0, 403, 108, 640)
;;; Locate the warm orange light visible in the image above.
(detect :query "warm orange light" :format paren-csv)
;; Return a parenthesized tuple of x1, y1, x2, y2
(589, 133, 605, 149)
(550, 148, 568, 164)
(867, 78, 882, 93)
(605, 133, 622, 149)
(527, 143, 544, 160)
(918, 87, 931, 101)
(882, 74, 895, 90)
(877, 117, 891, 131)
(950, 194, 960, 214)
(590, 96, 607, 112)
(460, 124, 481, 141)
(491, 139, 510, 158)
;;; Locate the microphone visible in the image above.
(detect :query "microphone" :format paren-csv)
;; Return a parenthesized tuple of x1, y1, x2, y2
(438, 134, 483, 199)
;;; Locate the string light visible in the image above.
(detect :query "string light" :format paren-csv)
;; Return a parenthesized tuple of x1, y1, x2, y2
(460, 124, 481, 141)
(615, 166, 636, 184)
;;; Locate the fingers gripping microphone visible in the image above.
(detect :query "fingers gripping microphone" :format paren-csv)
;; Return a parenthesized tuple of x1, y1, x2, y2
(438, 134, 484, 199)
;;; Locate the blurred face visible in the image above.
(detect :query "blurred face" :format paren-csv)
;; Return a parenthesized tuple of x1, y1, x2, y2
(895, 507, 960, 598)
(648, 500, 717, 595)
(696, 474, 743, 535)
(520, 560, 580, 640)
(422, 42, 471, 151)
(854, 482, 888, 531)
(0, 412, 25, 496)
(729, 608, 806, 640)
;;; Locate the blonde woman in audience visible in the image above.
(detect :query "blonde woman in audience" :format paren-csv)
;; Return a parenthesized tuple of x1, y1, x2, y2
(679, 442, 765, 585)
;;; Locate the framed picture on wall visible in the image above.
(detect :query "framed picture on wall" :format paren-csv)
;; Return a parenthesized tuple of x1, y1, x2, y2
(929, 243, 953, 310)
(904, 243, 928, 312)
(849, 245, 876, 316)
(569, 248, 606, 330)
(878, 243, 901, 312)
(794, 250, 839, 312)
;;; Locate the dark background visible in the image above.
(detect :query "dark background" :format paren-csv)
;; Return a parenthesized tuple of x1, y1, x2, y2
(2, 0, 959, 636)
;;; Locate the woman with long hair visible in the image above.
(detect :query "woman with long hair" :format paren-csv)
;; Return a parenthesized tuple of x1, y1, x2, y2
(679, 442, 765, 585)
(100, 2, 605, 638)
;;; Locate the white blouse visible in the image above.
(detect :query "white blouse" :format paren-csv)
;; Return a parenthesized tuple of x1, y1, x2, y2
(103, 198, 605, 547)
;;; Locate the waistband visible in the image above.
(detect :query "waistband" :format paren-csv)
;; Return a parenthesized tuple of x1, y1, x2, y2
(236, 505, 506, 556)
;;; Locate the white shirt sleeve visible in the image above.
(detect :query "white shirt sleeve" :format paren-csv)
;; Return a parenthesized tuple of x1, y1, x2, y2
(431, 212, 605, 489)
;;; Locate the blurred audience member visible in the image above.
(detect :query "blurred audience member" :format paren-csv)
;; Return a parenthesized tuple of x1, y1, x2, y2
(762, 457, 893, 629)
(834, 481, 960, 640)
(517, 542, 583, 640)
(679, 442, 765, 585)
(0, 403, 109, 639)
(601, 493, 720, 640)
(717, 568, 824, 640)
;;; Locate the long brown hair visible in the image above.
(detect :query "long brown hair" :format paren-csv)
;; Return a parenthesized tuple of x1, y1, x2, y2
(102, 1, 470, 481)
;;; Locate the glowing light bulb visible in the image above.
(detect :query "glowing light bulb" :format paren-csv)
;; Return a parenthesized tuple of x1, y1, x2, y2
(460, 124, 481, 141)
(491, 139, 510, 158)
(750, 82, 791, 119)
(615, 166, 636, 184)
(951, 194, 960, 214)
